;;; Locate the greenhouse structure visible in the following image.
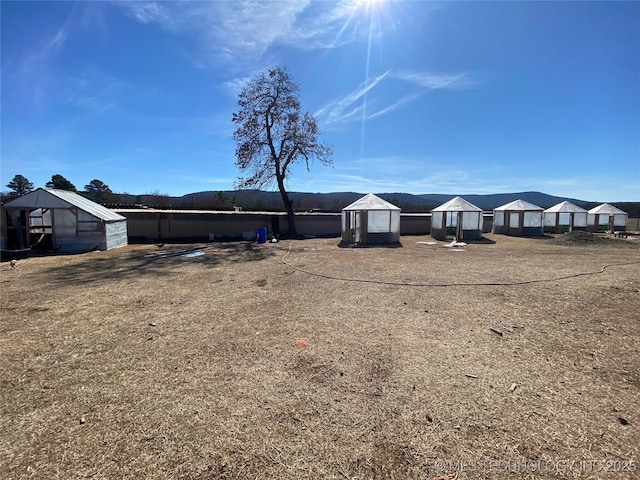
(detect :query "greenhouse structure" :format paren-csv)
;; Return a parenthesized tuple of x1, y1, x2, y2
(341, 193, 401, 246)
(587, 203, 627, 233)
(1, 188, 128, 254)
(430, 196, 483, 241)
(543, 201, 588, 234)
(492, 199, 544, 236)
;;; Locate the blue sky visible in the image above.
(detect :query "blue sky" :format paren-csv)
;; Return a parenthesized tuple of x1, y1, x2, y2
(1, 0, 639, 202)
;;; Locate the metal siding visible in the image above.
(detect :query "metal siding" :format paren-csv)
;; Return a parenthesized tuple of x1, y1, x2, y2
(366, 232, 400, 244)
(294, 215, 341, 236)
(460, 228, 483, 240)
(114, 211, 505, 241)
(399, 214, 430, 235)
(521, 226, 545, 236)
(54, 233, 105, 253)
(120, 212, 158, 238)
(105, 221, 128, 250)
(118, 211, 276, 239)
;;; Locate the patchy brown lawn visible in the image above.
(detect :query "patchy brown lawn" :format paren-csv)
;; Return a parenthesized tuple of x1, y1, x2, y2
(1, 233, 639, 479)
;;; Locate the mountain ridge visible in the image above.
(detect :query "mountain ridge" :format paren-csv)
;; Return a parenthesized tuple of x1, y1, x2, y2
(114, 190, 639, 215)
(165, 190, 627, 211)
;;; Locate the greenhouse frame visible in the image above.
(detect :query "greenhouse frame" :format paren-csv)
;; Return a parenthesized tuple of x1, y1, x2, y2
(341, 194, 401, 245)
(430, 196, 483, 241)
(543, 201, 588, 234)
(1, 188, 128, 254)
(587, 203, 627, 233)
(492, 199, 544, 236)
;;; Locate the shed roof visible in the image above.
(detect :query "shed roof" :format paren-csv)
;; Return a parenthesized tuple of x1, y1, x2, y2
(343, 193, 400, 211)
(588, 203, 627, 215)
(544, 201, 587, 213)
(494, 199, 543, 211)
(3, 188, 126, 222)
(432, 196, 482, 212)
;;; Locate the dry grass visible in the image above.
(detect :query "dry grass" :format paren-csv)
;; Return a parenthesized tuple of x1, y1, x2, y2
(1, 233, 639, 479)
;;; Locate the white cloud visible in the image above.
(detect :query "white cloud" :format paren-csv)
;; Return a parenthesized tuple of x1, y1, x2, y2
(210, 1, 310, 59)
(315, 70, 391, 128)
(118, 1, 312, 66)
(288, 152, 479, 194)
(115, 1, 396, 68)
(3, 4, 121, 113)
(367, 92, 422, 119)
(126, 2, 171, 24)
(222, 75, 256, 95)
(315, 68, 473, 129)
(64, 67, 125, 113)
(532, 176, 639, 202)
(177, 175, 237, 185)
(6, 9, 74, 87)
(277, 1, 365, 50)
(391, 71, 474, 90)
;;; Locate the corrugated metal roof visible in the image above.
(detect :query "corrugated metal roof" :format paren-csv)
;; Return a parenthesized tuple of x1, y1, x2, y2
(494, 199, 544, 211)
(432, 196, 482, 212)
(587, 203, 627, 215)
(544, 201, 587, 213)
(3, 188, 126, 222)
(343, 193, 401, 211)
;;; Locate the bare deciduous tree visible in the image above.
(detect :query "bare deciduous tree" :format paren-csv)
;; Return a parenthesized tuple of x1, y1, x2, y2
(232, 66, 333, 237)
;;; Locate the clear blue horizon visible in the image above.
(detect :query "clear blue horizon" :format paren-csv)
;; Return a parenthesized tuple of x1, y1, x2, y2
(2, 1, 639, 202)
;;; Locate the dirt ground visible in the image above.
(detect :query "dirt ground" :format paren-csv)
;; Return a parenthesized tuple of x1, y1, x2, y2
(1, 233, 639, 479)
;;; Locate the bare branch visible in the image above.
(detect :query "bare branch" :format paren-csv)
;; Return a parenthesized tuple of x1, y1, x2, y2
(231, 66, 333, 237)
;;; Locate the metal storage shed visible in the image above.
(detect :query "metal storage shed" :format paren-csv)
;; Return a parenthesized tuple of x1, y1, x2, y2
(587, 203, 627, 233)
(1, 188, 128, 253)
(543, 201, 588, 234)
(341, 193, 401, 245)
(492, 199, 544, 236)
(430, 196, 483, 241)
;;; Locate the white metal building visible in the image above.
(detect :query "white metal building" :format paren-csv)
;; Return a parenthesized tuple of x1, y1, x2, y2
(1, 188, 128, 253)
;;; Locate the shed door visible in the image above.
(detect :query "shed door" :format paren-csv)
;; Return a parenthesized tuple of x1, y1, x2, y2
(158, 213, 170, 240)
(353, 212, 361, 243)
(348, 211, 368, 244)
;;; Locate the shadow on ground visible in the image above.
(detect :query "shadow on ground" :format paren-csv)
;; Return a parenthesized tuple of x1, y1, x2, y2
(337, 241, 403, 249)
(34, 242, 277, 286)
(465, 236, 496, 244)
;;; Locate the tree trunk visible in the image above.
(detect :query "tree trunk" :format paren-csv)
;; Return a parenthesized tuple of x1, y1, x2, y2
(276, 176, 297, 238)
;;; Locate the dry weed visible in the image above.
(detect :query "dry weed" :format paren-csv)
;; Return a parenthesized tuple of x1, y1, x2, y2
(1, 234, 639, 479)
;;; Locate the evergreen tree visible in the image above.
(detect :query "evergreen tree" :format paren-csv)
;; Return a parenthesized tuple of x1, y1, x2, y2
(84, 179, 113, 202)
(6, 174, 34, 196)
(46, 174, 77, 191)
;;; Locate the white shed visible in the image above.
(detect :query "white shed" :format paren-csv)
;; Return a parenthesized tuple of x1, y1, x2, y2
(431, 196, 483, 241)
(341, 193, 401, 245)
(587, 203, 627, 233)
(492, 199, 544, 236)
(1, 188, 128, 254)
(543, 201, 588, 234)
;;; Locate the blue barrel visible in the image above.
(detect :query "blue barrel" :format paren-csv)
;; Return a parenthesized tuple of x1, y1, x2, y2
(256, 227, 267, 244)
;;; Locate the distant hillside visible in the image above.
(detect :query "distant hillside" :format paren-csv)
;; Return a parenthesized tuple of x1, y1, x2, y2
(410, 191, 587, 210)
(202, 190, 590, 210)
(117, 190, 619, 212)
(202, 191, 589, 210)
